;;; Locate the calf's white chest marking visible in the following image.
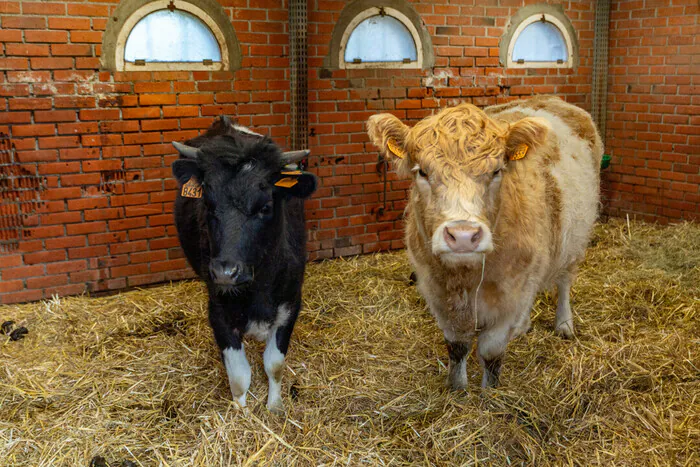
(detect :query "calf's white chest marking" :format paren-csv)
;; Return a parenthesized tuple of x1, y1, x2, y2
(244, 304, 292, 342)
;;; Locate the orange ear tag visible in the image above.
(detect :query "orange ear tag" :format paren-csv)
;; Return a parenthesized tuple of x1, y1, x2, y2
(280, 170, 303, 176)
(275, 177, 299, 188)
(510, 144, 529, 161)
(387, 138, 406, 159)
(181, 177, 203, 198)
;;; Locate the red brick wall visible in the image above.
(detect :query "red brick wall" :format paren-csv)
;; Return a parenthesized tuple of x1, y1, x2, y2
(0, 0, 691, 304)
(604, 0, 699, 222)
(0, 0, 292, 303)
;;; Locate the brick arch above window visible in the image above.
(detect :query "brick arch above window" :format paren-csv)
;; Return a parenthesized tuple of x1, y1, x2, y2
(324, 0, 434, 70)
(101, 0, 241, 72)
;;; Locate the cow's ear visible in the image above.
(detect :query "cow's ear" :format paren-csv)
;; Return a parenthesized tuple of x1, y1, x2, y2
(504, 117, 550, 162)
(274, 171, 317, 199)
(172, 159, 201, 186)
(367, 113, 412, 177)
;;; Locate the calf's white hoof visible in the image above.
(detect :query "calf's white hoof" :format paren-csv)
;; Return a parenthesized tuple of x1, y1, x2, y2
(266, 399, 285, 415)
(555, 321, 574, 339)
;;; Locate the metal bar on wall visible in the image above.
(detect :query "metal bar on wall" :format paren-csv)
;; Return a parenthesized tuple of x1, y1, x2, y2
(591, 0, 611, 139)
(289, 0, 308, 152)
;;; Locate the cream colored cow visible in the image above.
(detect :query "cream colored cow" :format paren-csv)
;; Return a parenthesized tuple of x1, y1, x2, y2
(367, 96, 602, 389)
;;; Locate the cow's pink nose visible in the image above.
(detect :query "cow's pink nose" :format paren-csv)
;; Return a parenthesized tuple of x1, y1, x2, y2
(444, 224, 483, 253)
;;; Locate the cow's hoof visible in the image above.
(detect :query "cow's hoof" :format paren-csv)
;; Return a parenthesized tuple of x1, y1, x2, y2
(232, 393, 248, 411)
(445, 376, 467, 392)
(555, 322, 574, 339)
(267, 400, 285, 415)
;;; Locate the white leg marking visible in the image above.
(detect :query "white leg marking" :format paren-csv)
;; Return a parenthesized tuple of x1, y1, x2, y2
(222, 346, 251, 408)
(263, 332, 286, 414)
(555, 275, 575, 338)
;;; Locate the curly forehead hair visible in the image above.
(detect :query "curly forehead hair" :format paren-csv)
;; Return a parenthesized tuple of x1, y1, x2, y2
(406, 103, 507, 178)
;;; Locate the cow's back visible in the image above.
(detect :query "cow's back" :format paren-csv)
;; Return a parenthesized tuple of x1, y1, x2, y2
(486, 96, 603, 282)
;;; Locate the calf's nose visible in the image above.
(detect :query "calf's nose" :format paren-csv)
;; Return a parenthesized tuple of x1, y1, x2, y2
(444, 223, 483, 253)
(210, 260, 248, 285)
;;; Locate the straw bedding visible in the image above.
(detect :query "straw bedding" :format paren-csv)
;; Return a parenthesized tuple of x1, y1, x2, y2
(1, 218, 698, 466)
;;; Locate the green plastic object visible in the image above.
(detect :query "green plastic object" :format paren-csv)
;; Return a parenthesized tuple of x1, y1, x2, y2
(601, 154, 611, 170)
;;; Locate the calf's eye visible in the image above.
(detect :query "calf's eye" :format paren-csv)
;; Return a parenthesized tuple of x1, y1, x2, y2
(418, 168, 428, 178)
(260, 203, 272, 216)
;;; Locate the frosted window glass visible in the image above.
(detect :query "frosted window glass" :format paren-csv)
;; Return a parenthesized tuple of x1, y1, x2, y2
(512, 21, 568, 62)
(124, 10, 221, 63)
(344, 15, 417, 63)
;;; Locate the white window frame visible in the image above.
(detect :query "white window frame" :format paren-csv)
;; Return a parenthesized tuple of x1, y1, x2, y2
(506, 13, 574, 69)
(339, 8, 423, 70)
(115, 0, 229, 72)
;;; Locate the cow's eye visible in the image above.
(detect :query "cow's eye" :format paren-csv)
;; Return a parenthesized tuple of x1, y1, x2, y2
(493, 169, 501, 176)
(418, 168, 428, 178)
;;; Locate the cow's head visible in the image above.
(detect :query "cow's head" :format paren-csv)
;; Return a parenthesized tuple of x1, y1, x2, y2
(172, 127, 315, 292)
(368, 104, 549, 266)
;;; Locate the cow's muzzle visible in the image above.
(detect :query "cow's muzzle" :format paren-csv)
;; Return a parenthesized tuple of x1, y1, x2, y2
(432, 220, 493, 263)
(443, 222, 484, 253)
(209, 260, 252, 287)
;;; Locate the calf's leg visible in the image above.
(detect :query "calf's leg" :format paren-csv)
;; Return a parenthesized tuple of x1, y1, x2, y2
(554, 272, 575, 339)
(263, 331, 285, 413)
(263, 303, 299, 414)
(223, 344, 251, 408)
(210, 301, 251, 407)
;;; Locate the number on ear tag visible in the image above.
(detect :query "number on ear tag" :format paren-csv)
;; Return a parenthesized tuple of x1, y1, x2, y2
(510, 144, 529, 161)
(387, 138, 406, 159)
(181, 178, 203, 198)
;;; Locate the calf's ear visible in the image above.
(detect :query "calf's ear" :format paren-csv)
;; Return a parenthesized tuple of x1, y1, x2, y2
(172, 159, 201, 186)
(274, 171, 317, 199)
(505, 117, 550, 161)
(172, 142, 202, 185)
(367, 113, 412, 177)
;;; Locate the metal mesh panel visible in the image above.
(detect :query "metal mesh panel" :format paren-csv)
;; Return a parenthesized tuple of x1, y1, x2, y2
(289, 0, 308, 152)
(591, 0, 611, 139)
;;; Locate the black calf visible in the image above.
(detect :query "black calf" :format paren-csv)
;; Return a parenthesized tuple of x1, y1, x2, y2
(172, 117, 316, 412)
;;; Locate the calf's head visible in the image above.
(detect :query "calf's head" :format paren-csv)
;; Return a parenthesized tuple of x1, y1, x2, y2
(368, 103, 548, 266)
(172, 134, 316, 291)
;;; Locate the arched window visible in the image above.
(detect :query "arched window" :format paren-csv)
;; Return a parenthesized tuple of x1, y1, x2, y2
(101, 0, 241, 71)
(124, 10, 222, 64)
(342, 9, 419, 68)
(325, 1, 433, 70)
(500, 5, 577, 69)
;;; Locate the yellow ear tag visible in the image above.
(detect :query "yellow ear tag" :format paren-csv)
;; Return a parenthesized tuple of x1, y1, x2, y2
(275, 177, 298, 188)
(510, 144, 529, 161)
(181, 177, 203, 198)
(387, 138, 406, 159)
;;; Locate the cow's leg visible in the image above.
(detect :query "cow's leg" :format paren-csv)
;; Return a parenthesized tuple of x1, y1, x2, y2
(412, 262, 472, 390)
(263, 303, 298, 414)
(554, 272, 575, 339)
(477, 324, 510, 388)
(445, 339, 472, 391)
(210, 301, 251, 408)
